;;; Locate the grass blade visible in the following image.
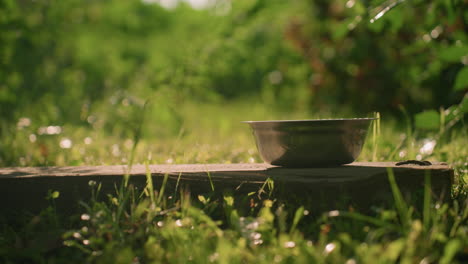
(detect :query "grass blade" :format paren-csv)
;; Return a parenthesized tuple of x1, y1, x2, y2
(125, 101, 149, 187)
(258, 177, 274, 199)
(290, 206, 304, 234)
(157, 173, 169, 205)
(206, 170, 215, 192)
(372, 112, 381, 161)
(423, 170, 431, 232)
(328, 210, 399, 230)
(386, 167, 410, 228)
(399, 105, 415, 158)
(145, 161, 155, 205)
(174, 172, 182, 197)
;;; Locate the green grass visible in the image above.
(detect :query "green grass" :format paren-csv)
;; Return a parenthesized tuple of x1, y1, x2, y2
(0, 99, 467, 263)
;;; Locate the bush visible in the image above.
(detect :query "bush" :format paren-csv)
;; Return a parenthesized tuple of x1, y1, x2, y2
(1, 0, 466, 126)
(286, 0, 467, 114)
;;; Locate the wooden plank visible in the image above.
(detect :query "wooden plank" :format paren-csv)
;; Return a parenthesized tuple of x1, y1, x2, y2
(0, 162, 453, 216)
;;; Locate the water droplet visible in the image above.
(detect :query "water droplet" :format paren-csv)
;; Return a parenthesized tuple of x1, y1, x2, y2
(29, 134, 37, 143)
(245, 220, 259, 230)
(112, 144, 120, 157)
(399, 150, 407, 158)
(81, 214, 90, 221)
(284, 241, 296, 248)
(324, 243, 336, 254)
(461, 55, 468, 65)
(253, 239, 263, 245)
(430, 26, 443, 39)
(17, 117, 31, 129)
(268, 70, 283, 85)
(248, 157, 255, 163)
(346, 259, 357, 264)
(38, 126, 62, 135)
(60, 138, 73, 149)
(419, 139, 436, 155)
(83, 239, 90, 245)
(73, 232, 82, 239)
(95, 210, 105, 218)
(250, 232, 261, 240)
(303, 210, 309, 216)
(49, 126, 62, 134)
(346, 0, 355, 8)
(422, 34, 431, 43)
(87, 115, 96, 124)
(209, 252, 219, 262)
(175, 219, 183, 227)
(147, 0, 178, 10)
(328, 210, 340, 217)
(157, 221, 164, 227)
(84, 137, 92, 145)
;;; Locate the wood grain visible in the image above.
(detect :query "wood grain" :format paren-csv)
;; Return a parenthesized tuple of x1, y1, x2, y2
(0, 162, 453, 216)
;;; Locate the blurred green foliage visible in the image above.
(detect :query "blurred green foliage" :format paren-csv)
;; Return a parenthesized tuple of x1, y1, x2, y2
(0, 0, 466, 136)
(1, 0, 193, 124)
(287, 0, 467, 113)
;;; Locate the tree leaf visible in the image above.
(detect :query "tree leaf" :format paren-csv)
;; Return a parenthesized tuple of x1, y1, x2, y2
(454, 66, 468, 91)
(459, 95, 468, 113)
(445, 95, 468, 122)
(415, 110, 439, 130)
(439, 46, 468, 62)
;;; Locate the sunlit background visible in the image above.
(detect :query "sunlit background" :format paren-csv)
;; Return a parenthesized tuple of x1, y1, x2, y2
(0, 0, 466, 167)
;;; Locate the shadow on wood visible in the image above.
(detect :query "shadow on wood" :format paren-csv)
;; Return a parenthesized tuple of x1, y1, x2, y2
(0, 162, 453, 218)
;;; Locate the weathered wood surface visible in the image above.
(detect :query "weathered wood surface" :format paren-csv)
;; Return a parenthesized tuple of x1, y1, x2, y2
(0, 162, 454, 216)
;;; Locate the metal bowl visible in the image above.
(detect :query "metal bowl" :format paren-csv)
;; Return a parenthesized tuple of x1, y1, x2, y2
(244, 118, 376, 167)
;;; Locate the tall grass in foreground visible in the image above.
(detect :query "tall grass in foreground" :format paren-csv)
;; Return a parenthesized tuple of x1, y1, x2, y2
(1, 166, 465, 264)
(64, 172, 468, 264)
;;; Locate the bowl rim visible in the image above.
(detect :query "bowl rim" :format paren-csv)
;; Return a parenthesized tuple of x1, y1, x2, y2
(242, 118, 378, 123)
